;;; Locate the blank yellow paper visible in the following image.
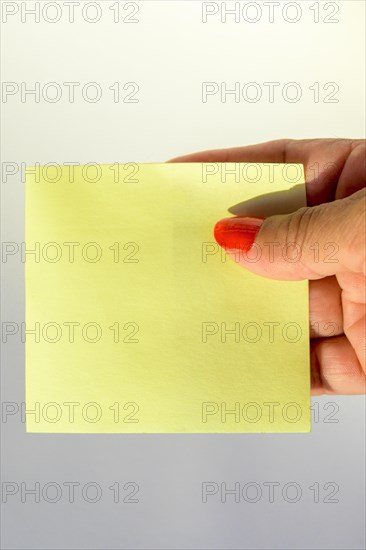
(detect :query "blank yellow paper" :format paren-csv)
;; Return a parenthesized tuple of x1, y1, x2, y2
(25, 163, 310, 433)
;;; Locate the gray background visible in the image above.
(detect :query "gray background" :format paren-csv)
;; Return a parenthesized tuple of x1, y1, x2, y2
(1, 1, 365, 549)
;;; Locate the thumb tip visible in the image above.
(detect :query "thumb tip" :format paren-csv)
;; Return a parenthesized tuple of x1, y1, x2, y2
(214, 216, 265, 253)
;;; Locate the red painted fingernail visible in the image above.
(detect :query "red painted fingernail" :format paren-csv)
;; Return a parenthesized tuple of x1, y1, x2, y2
(214, 216, 265, 252)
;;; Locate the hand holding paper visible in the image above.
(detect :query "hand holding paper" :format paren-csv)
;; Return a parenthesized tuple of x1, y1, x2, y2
(172, 138, 366, 396)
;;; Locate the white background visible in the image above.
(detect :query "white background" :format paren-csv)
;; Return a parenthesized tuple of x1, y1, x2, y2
(1, 1, 365, 549)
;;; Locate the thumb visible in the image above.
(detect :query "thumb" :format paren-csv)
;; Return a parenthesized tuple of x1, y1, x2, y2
(214, 188, 366, 280)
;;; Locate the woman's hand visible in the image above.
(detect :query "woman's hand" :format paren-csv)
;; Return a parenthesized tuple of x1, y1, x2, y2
(170, 139, 366, 395)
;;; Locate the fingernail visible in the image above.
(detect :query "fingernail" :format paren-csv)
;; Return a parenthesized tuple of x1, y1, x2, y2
(214, 216, 265, 252)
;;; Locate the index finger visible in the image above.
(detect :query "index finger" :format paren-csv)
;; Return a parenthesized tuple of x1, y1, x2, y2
(168, 138, 361, 206)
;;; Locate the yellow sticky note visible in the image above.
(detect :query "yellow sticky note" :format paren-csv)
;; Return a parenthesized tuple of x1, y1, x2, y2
(25, 163, 310, 433)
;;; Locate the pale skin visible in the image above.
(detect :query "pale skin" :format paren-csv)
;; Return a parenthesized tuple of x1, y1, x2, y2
(170, 139, 366, 395)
